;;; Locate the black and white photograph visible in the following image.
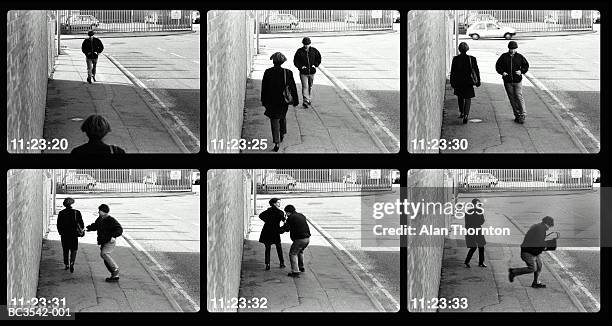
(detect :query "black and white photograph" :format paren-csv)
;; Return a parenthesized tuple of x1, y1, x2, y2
(6, 169, 200, 314)
(7, 10, 201, 154)
(207, 169, 400, 312)
(207, 10, 400, 153)
(408, 10, 600, 153)
(407, 169, 600, 312)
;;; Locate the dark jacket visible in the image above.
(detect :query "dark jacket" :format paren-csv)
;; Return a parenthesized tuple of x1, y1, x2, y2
(281, 212, 311, 241)
(81, 37, 104, 59)
(86, 215, 123, 245)
(464, 210, 486, 247)
(71, 140, 126, 154)
(293, 47, 322, 75)
(450, 54, 481, 99)
(258, 206, 286, 244)
(261, 66, 299, 119)
(520, 222, 547, 256)
(57, 208, 84, 238)
(495, 52, 529, 83)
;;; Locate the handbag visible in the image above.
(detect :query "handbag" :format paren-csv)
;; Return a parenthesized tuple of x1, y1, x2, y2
(468, 55, 479, 85)
(282, 69, 294, 105)
(75, 211, 85, 237)
(544, 232, 560, 251)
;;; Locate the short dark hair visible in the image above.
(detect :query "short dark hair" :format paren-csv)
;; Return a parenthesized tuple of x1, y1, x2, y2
(88, 30, 95, 36)
(284, 205, 296, 213)
(302, 37, 311, 45)
(269, 198, 280, 206)
(270, 52, 287, 65)
(63, 197, 75, 207)
(458, 42, 469, 53)
(98, 204, 110, 213)
(542, 216, 554, 227)
(81, 115, 111, 140)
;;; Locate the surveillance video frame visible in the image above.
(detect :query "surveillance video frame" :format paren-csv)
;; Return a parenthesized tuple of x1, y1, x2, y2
(207, 10, 400, 154)
(407, 169, 601, 313)
(5, 169, 201, 319)
(408, 10, 600, 154)
(207, 169, 400, 312)
(7, 10, 201, 154)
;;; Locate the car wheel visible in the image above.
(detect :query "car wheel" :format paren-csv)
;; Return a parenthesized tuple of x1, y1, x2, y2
(471, 34, 480, 40)
(504, 33, 512, 40)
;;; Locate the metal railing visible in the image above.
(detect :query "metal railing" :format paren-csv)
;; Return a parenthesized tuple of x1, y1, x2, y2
(54, 169, 194, 193)
(255, 169, 394, 193)
(456, 10, 594, 33)
(58, 10, 193, 34)
(449, 169, 594, 192)
(256, 10, 396, 34)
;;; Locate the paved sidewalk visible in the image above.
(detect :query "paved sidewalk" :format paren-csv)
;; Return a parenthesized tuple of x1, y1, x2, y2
(42, 48, 184, 153)
(242, 48, 384, 153)
(238, 216, 381, 312)
(438, 196, 581, 312)
(441, 49, 582, 153)
(36, 213, 179, 312)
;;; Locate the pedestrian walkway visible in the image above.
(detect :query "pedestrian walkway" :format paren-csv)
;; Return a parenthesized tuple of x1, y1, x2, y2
(36, 214, 179, 312)
(241, 48, 384, 153)
(441, 49, 582, 153)
(438, 196, 581, 312)
(42, 48, 185, 153)
(238, 216, 381, 312)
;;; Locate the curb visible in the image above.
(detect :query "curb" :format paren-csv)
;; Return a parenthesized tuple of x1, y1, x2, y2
(502, 213, 590, 312)
(524, 72, 598, 153)
(317, 65, 395, 153)
(59, 30, 196, 39)
(305, 216, 400, 312)
(259, 29, 397, 39)
(104, 53, 195, 153)
(255, 189, 396, 199)
(119, 234, 184, 312)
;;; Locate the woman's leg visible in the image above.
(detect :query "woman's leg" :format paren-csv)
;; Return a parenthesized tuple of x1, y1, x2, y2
(264, 244, 271, 265)
(465, 247, 477, 264)
(464, 98, 472, 117)
(457, 96, 465, 115)
(478, 246, 485, 265)
(275, 242, 284, 265)
(270, 119, 281, 145)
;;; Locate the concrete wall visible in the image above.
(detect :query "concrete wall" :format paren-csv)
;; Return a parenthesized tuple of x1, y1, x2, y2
(407, 169, 455, 311)
(407, 11, 454, 153)
(207, 10, 255, 153)
(6, 11, 54, 153)
(6, 170, 53, 304)
(206, 170, 253, 311)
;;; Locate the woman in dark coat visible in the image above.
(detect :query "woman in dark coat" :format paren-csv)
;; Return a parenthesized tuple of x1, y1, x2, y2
(450, 42, 481, 124)
(71, 115, 126, 154)
(464, 198, 487, 268)
(259, 198, 286, 270)
(261, 52, 299, 152)
(56, 197, 85, 273)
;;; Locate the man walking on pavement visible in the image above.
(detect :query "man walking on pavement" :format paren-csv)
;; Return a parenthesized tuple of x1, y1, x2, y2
(293, 37, 322, 109)
(281, 205, 311, 278)
(508, 216, 555, 288)
(495, 41, 529, 124)
(86, 204, 123, 282)
(81, 30, 104, 84)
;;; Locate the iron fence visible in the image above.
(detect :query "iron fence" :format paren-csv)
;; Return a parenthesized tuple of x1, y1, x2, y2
(456, 10, 594, 33)
(57, 10, 193, 34)
(449, 169, 595, 192)
(255, 169, 394, 193)
(256, 10, 396, 34)
(54, 169, 194, 193)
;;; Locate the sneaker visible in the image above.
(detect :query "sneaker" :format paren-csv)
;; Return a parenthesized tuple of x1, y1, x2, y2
(531, 283, 546, 288)
(302, 103, 309, 109)
(265, 264, 270, 271)
(105, 276, 120, 282)
(518, 117, 525, 124)
(508, 269, 515, 282)
(279, 264, 286, 269)
(111, 268, 119, 278)
(87, 77, 92, 84)
(299, 267, 305, 272)
(478, 263, 487, 268)
(287, 272, 300, 278)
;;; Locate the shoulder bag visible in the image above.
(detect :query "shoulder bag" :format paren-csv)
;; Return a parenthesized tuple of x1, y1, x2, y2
(282, 69, 294, 105)
(468, 55, 479, 85)
(75, 211, 85, 237)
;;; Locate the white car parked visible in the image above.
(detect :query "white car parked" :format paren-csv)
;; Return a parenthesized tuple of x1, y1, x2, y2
(467, 21, 516, 40)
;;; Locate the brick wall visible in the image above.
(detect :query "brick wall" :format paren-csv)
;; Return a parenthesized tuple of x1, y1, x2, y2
(6, 11, 53, 153)
(6, 170, 53, 304)
(207, 170, 252, 311)
(407, 11, 454, 153)
(207, 11, 255, 153)
(407, 169, 454, 311)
